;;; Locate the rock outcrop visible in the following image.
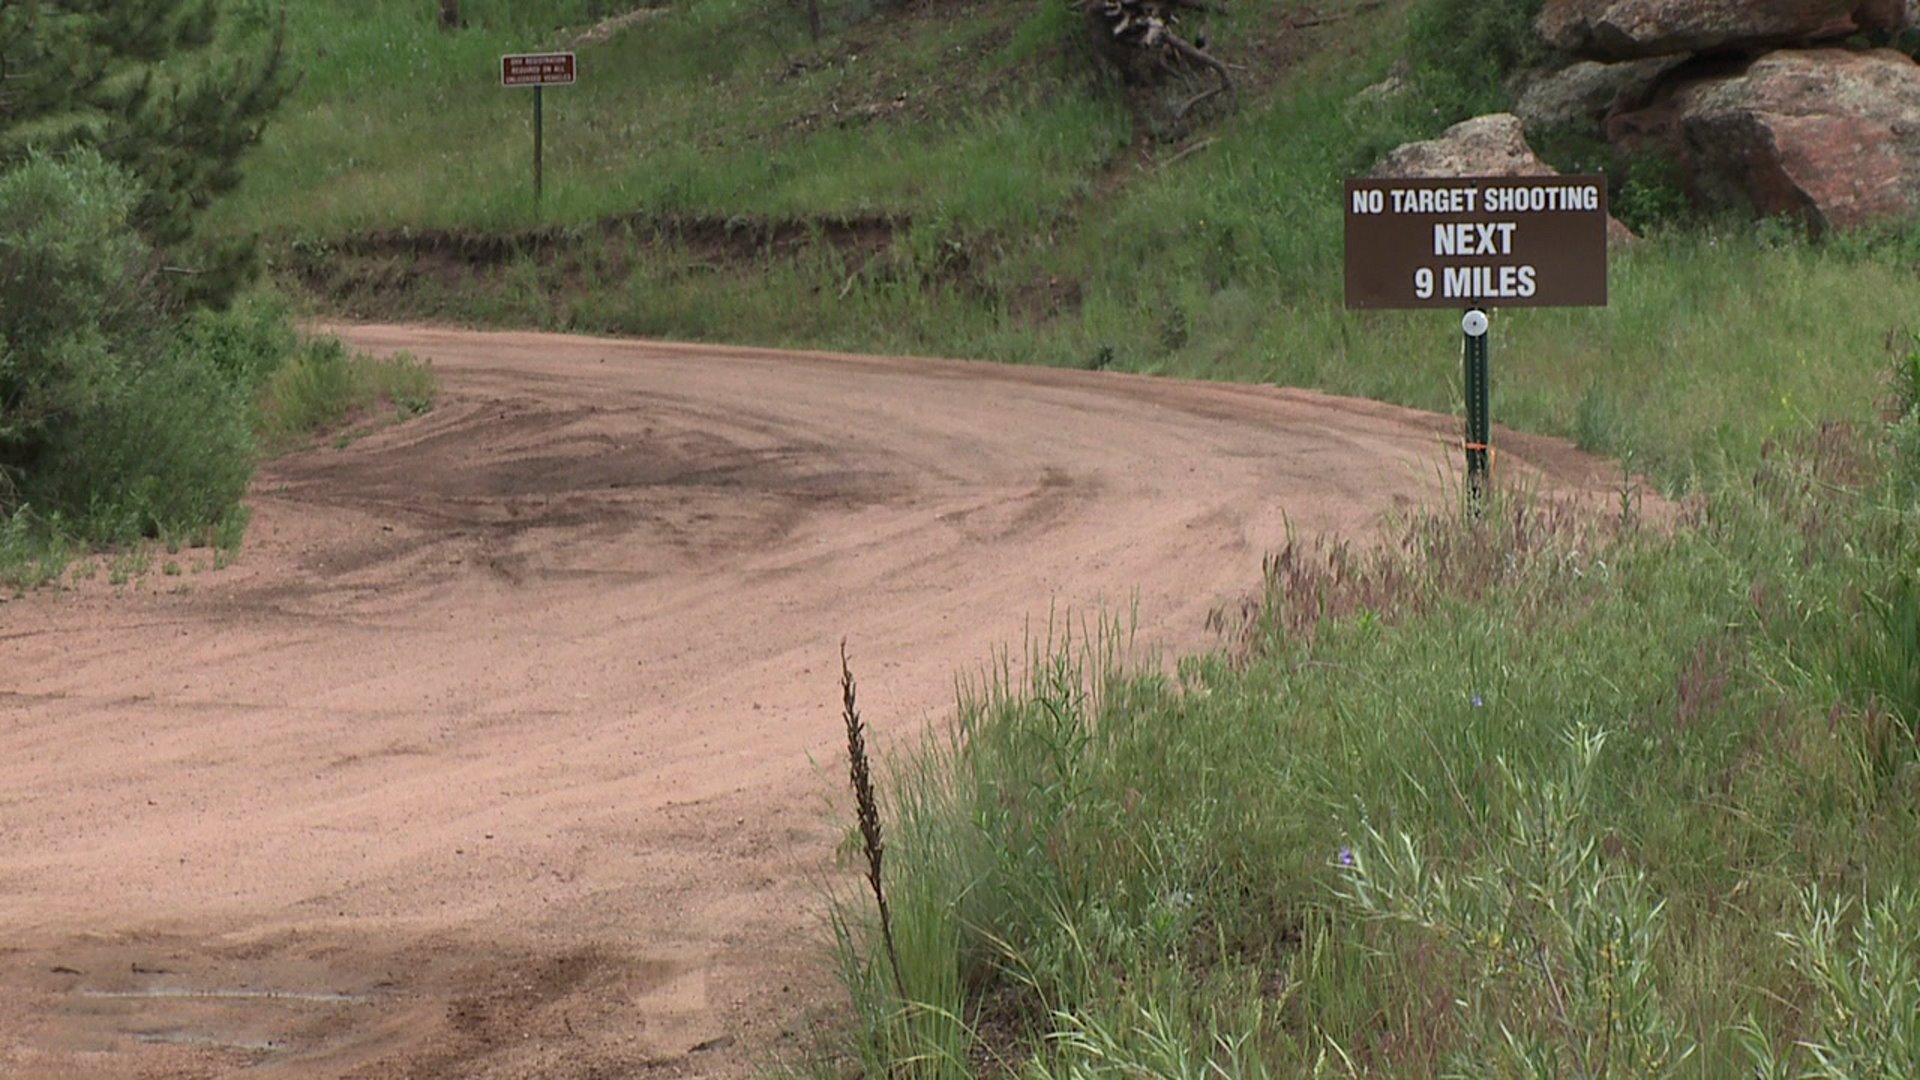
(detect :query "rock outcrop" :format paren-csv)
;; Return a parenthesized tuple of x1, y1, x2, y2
(1372, 0, 1920, 233)
(1374, 114, 1638, 246)
(1515, 57, 1684, 131)
(1538, 0, 1908, 60)
(1373, 114, 1559, 179)
(1608, 48, 1920, 230)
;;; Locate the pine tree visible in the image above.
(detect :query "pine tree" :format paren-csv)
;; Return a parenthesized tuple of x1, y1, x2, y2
(0, 0, 291, 301)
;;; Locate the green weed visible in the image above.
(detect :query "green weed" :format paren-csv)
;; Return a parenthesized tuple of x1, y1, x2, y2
(108, 543, 152, 587)
(1843, 572, 1920, 765)
(1401, 0, 1550, 121)
(1739, 887, 1920, 1079)
(254, 340, 435, 452)
(1573, 378, 1630, 457)
(0, 508, 74, 589)
(1337, 726, 1695, 1077)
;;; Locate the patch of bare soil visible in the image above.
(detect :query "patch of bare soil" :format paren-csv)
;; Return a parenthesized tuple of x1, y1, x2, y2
(562, 5, 673, 50)
(0, 327, 1628, 1078)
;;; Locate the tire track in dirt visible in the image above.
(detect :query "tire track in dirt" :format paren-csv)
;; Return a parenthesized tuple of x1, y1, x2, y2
(0, 326, 1622, 1078)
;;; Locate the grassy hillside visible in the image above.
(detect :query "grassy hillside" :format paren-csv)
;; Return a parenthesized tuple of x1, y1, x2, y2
(213, 0, 1125, 234)
(206, 2, 1920, 1075)
(217, 0, 1917, 490)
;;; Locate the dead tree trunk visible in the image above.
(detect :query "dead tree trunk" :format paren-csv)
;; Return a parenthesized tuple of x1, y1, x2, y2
(1078, 0, 1237, 127)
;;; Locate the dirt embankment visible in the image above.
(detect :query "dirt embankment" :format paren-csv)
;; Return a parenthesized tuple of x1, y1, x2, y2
(0, 326, 1624, 1078)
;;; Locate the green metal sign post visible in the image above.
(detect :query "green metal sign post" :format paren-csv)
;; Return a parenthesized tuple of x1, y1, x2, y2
(500, 52, 576, 208)
(1463, 309, 1491, 505)
(1343, 176, 1610, 511)
(533, 84, 544, 203)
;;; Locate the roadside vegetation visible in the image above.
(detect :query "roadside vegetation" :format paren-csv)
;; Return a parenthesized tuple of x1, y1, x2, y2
(38, 0, 1920, 1073)
(831, 376, 1920, 1074)
(0, 3, 435, 589)
(754, 0, 1907, 1076)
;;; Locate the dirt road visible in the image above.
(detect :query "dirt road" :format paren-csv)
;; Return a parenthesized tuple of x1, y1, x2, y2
(0, 326, 1616, 1078)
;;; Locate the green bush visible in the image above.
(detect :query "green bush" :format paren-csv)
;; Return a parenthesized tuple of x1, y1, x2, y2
(0, 151, 155, 502)
(0, 506, 74, 588)
(1612, 150, 1692, 234)
(1740, 887, 1920, 1079)
(0, 151, 258, 541)
(172, 291, 299, 387)
(37, 354, 255, 544)
(253, 338, 436, 451)
(1405, 0, 1551, 122)
(260, 337, 358, 437)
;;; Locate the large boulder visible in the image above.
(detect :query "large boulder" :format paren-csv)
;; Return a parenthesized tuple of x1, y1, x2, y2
(1375, 114, 1639, 246)
(1373, 113, 1557, 179)
(1515, 57, 1685, 132)
(1539, 0, 1909, 60)
(1608, 48, 1920, 230)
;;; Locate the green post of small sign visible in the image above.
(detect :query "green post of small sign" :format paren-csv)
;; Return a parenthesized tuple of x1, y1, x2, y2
(1343, 175, 1610, 513)
(1463, 309, 1491, 507)
(501, 52, 575, 208)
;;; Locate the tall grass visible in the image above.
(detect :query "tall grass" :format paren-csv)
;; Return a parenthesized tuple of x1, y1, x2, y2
(253, 337, 435, 453)
(829, 398, 1920, 1077)
(0, 508, 75, 590)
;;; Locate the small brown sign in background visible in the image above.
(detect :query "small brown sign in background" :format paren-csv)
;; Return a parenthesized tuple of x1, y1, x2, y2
(501, 52, 576, 87)
(1344, 176, 1609, 310)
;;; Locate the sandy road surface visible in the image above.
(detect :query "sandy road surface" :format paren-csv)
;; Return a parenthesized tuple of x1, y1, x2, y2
(1, 327, 1617, 1078)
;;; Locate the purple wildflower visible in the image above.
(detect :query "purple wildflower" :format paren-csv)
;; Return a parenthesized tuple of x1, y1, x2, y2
(1471, 693, 1485, 708)
(1338, 846, 1355, 867)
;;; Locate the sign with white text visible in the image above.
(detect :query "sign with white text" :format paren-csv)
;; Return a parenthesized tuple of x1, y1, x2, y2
(1344, 176, 1608, 309)
(501, 52, 576, 87)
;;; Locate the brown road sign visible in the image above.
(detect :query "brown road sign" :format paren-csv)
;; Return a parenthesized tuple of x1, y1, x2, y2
(1344, 176, 1608, 309)
(501, 52, 576, 87)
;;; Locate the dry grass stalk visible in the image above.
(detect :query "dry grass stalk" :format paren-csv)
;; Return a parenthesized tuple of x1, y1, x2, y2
(842, 641, 907, 1001)
(1208, 494, 1623, 663)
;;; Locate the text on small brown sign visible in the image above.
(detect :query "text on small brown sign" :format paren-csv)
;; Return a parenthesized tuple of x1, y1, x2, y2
(1344, 176, 1608, 310)
(501, 52, 576, 88)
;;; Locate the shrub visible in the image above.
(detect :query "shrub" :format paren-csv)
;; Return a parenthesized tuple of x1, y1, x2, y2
(35, 353, 255, 544)
(254, 339, 436, 451)
(1338, 727, 1697, 1077)
(1612, 150, 1692, 234)
(1405, 0, 1551, 123)
(1739, 887, 1920, 1079)
(0, 151, 155, 506)
(172, 292, 299, 388)
(259, 337, 358, 439)
(0, 151, 259, 540)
